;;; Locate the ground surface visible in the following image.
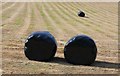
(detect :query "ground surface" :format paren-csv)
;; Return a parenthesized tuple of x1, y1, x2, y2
(1, 2, 119, 74)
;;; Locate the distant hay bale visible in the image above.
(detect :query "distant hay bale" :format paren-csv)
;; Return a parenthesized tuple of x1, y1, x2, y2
(24, 31, 57, 61)
(64, 35, 97, 65)
(78, 10, 85, 17)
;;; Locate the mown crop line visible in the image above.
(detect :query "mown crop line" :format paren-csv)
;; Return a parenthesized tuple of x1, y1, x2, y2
(50, 2, 88, 35)
(57, 3, 110, 39)
(78, 2, 117, 18)
(56, 3, 88, 25)
(36, 3, 64, 41)
(32, 3, 48, 31)
(55, 2, 106, 38)
(2, 3, 27, 40)
(59, 3, 99, 26)
(36, 3, 54, 32)
(1, 2, 16, 14)
(46, 2, 78, 37)
(43, 3, 62, 25)
(54, 3, 111, 40)
(16, 3, 32, 39)
(43, 3, 67, 40)
(21, 3, 35, 39)
(3, 3, 25, 25)
(2, 3, 21, 21)
(37, 3, 65, 41)
(65, 2, 115, 30)
(77, 2, 117, 25)
(63, 4, 117, 39)
(73, 2, 117, 28)
(12, 4, 27, 26)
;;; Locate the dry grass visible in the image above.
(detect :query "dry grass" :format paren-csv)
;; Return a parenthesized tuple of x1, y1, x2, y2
(1, 2, 119, 74)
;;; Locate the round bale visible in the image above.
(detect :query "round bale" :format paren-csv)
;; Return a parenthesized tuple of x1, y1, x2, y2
(24, 31, 57, 61)
(78, 10, 85, 17)
(64, 35, 97, 65)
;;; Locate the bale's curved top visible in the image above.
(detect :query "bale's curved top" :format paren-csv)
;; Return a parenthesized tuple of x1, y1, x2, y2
(64, 35, 97, 65)
(78, 10, 85, 17)
(24, 31, 57, 61)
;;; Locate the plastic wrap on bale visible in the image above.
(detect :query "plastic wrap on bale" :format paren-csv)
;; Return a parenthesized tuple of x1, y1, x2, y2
(24, 31, 57, 61)
(64, 35, 97, 65)
(78, 10, 85, 17)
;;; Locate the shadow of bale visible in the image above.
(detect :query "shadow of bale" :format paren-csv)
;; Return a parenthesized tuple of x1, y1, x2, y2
(50, 57, 119, 69)
(91, 61, 119, 69)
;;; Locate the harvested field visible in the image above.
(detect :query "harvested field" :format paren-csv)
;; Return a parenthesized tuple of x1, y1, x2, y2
(1, 2, 119, 74)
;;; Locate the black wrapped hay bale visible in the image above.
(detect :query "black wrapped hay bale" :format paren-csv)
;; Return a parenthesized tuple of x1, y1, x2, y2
(64, 35, 97, 65)
(78, 10, 85, 17)
(24, 31, 57, 61)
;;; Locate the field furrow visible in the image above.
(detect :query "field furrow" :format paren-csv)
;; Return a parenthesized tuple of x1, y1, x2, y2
(1, 2, 16, 14)
(2, 3, 25, 24)
(49, 3, 82, 36)
(41, 3, 66, 41)
(32, 3, 47, 31)
(2, 2, 119, 74)
(16, 3, 32, 39)
(59, 3, 117, 40)
(55, 3, 110, 40)
(69, 2, 118, 32)
(44, 3, 76, 40)
(2, 3, 27, 40)
(68, 3, 118, 41)
(77, 2, 118, 26)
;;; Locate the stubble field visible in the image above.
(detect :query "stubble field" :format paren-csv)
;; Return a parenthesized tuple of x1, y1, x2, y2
(1, 2, 119, 74)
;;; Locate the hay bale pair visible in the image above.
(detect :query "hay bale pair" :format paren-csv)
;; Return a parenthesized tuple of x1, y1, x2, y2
(24, 31, 97, 65)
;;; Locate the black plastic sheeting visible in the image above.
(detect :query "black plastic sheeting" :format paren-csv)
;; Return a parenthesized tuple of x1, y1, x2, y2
(64, 35, 97, 65)
(78, 10, 85, 17)
(24, 31, 57, 61)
